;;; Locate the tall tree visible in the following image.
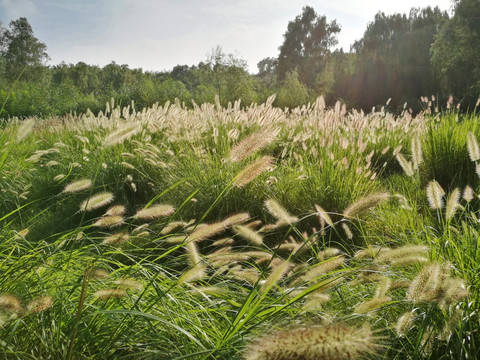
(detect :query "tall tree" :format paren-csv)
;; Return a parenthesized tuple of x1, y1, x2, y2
(1, 17, 49, 81)
(431, 0, 480, 107)
(277, 6, 340, 91)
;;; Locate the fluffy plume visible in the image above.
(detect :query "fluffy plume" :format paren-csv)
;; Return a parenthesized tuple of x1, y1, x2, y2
(258, 260, 291, 295)
(104, 123, 140, 146)
(177, 264, 206, 284)
(395, 310, 416, 336)
(233, 156, 273, 187)
(354, 296, 391, 314)
(264, 199, 298, 225)
(314, 204, 334, 228)
(185, 240, 201, 266)
(16, 118, 35, 142)
(396, 154, 414, 176)
(94, 288, 127, 300)
(375, 245, 429, 265)
(26, 296, 53, 313)
(426, 181, 445, 210)
(133, 204, 175, 220)
(94, 215, 124, 228)
(79, 192, 114, 212)
(463, 185, 474, 203)
(445, 188, 461, 220)
(411, 136, 423, 170)
(467, 132, 480, 162)
(0, 294, 23, 313)
(114, 278, 143, 291)
(233, 225, 263, 246)
(63, 179, 92, 193)
(343, 192, 389, 218)
(295, 256, 345, 284)
(228, 128, 278, 162)
(102, 232, 130, 246)
(243, 323, 380, 360)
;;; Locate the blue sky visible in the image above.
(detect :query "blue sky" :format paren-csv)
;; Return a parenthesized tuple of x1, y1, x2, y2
(0, 0, 454, 73)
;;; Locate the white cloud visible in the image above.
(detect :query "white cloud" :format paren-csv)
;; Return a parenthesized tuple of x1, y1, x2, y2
(0, 0, 36, 21)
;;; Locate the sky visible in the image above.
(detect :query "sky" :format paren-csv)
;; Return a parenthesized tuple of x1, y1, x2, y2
(0, 0, 454, 74)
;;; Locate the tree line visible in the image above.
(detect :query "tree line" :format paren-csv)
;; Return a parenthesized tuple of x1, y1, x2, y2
(0, 0, 479, 119)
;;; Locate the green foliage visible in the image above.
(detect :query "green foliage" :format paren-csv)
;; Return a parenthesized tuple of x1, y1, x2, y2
(275, 70, 310, 109)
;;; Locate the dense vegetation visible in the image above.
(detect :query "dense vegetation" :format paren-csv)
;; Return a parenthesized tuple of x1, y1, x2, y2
(0, 96, 479, 359)
(1, 0, 480, 119)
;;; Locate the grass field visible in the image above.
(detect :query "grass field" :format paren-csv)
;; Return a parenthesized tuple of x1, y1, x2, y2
(0, 96, 479, 359)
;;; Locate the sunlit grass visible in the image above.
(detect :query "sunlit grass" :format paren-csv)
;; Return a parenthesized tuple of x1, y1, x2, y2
(0, 97, 478, 359)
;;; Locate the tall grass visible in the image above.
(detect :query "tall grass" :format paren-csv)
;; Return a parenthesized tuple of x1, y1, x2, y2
(0, 97, 478, 359)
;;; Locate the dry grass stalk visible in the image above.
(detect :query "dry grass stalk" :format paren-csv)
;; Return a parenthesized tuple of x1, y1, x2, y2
(0, 294, 23, 313)
(16, 118, 35, 141)
(243, 323, 380, 360)
(467, 132, 480, 162)
(411, 136, 423, 170)
(317, 247, 342, 261)
(114, 278, 143, 291)
(233, 225, 263, 246)
(102, 232, 130, 246)
(265, 199, 298, 225)
(63, 179, 92, 193)
(80, 192, 114, 212)
(185, 240, 201, 267)
(105, 205, 126, 216)
(258, 260, 291, 295)
(396, 154, 414, 176)
(94, 215, 124, 228)
(354, 295, 391, 314)
(228, 128, 278, 162)
(343, 192, 390, 218)
(445, 188, 461, 220)
(26, 296, 53, 313)
(426, 181, 445, 210)
(314, 204, 333, 227)
(395, 310, 416, 336)
(233, 156, 273, 187)
(463, 185, 474, 202)
(341, 223, 353, 239)
(94, 288, 127, 300)
(302, 293, 331, 311)
(104, 123, 140, 146)
(375, 245, 429, 265)
(134, 204, 175, 220)
(295, 256, 345, 284)
(177, 264, 207, 284)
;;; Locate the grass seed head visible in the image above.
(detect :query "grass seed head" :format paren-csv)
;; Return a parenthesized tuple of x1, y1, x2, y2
(94, 288, 127, 300)
(94, 215, 124, 228)
(343, 192, 390, 218)
(0, 294, 23, 313)
(243, 323, 381, 360)
(233, 156, 273, 187)
(134, 204, 175, 220)
(102, 232, 130, 246)
(264, 199, 298, 225)
(63, 179, 92, 193)
(80, 192, 114, 212)
(26, 296, 53, 313)
(426, 181, 445, 210)
(467, 132, 480, 162)
(445, 188, 461, 220)
(233, 225, 263, 246)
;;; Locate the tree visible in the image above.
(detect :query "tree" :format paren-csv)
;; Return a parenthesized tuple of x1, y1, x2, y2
(1, 17, 49, 81)
(277, 6, 340, 90)
(431, 0, 480, 107)
(204, 46, 256, 105)
(275, 70, 310, 109)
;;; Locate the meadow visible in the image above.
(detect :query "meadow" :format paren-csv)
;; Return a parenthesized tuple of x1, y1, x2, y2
(0, 95, 479, 359)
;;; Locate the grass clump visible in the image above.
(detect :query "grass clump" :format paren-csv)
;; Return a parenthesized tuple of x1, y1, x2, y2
(0, 98, 478, 359)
